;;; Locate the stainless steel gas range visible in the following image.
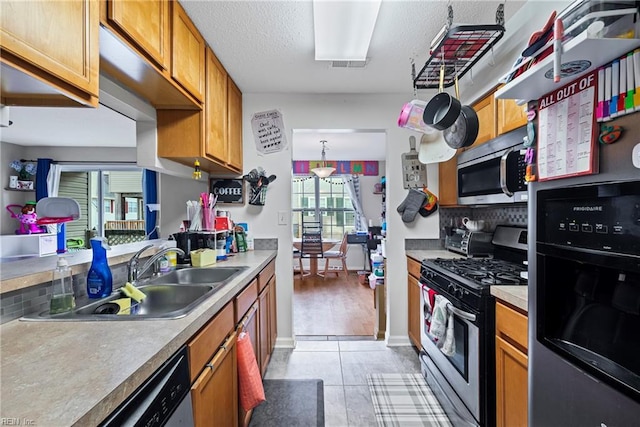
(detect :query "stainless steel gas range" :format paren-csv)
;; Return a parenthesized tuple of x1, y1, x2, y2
(418, 225, 528, 426)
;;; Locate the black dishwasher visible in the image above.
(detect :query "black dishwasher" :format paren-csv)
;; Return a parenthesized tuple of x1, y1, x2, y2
(100, 345, 194, 427)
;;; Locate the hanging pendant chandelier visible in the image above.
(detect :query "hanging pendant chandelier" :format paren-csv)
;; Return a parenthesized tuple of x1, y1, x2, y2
(311, 140, 336, 178)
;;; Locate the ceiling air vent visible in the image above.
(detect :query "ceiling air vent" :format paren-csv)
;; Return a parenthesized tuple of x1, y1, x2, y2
(331, 60, 368, 68)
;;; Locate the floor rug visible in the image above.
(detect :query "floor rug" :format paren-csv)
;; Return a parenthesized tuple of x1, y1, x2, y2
(367, 373, 452, 426)
(249, 379, 324, 427)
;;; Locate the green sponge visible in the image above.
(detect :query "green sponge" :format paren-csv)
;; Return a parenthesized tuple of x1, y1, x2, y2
(111, 298, 133, 315)
(121, 282, 146, 303)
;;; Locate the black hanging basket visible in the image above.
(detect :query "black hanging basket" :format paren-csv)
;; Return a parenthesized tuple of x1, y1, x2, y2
(413, 24, 505, 90)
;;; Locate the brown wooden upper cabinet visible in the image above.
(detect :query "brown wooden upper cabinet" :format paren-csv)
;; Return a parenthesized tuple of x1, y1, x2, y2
(227, 77, 243, 173)
(0, 0, 99, 107)
(205, 48, 229, 165)
(172, 0, 205, 102)
(105, 0, 171, 71)
(472, 92, 497, 147)
(497, 98, 528, 135)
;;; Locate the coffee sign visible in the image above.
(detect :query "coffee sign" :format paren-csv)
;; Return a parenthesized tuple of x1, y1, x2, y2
(210, 178, 244, 204)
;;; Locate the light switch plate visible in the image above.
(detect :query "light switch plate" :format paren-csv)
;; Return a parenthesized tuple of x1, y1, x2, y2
(278, 211, 287, 225)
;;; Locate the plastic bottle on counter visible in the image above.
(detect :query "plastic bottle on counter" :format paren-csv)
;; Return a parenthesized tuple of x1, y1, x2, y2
(87, 237, 113, 298)
(50, 256, 75, 314)
(159, 255, 171, 273)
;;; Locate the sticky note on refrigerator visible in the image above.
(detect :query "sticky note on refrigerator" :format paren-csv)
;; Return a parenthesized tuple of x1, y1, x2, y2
(626, 52, 635, 113)
(604, 64, 612, 121)
(634, 49, 640, 111)
(610, 60, 619, 118)
(618, 56, 627, 115)
(596, 67, 605, 122)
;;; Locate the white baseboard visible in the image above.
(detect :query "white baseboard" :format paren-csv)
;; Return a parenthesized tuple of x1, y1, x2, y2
(274, 336, 296, 349)
(385, 334, 412, 347)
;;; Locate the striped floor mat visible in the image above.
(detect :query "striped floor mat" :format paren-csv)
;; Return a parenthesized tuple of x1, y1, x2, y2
(367, 373, 452, 427)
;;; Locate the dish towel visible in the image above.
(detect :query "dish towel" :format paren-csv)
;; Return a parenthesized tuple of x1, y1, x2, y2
(421, 285, 434, 331)
(429, 294, 449, 343)
(440, 307, 456, 357)
(429, 294, 456, 357)
(237, 331, 266, 411)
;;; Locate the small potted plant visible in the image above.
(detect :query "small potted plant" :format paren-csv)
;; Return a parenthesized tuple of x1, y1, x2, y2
(9, 159, 37, 190)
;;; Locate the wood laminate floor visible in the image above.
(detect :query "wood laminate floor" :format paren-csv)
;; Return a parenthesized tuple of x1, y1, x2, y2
(293, 271, 376, 336)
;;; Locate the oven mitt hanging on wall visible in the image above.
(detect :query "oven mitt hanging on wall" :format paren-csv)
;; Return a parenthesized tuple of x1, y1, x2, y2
(396, 188, 427, 223)
(419, 187, 438, 217)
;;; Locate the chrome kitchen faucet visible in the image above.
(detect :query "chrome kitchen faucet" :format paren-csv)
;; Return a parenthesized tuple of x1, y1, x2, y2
(127, 246, 185, 284)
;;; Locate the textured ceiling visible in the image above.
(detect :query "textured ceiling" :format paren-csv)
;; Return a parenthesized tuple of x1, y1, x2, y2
(2, 0, 528, 157)
(183, 0, 526, 94)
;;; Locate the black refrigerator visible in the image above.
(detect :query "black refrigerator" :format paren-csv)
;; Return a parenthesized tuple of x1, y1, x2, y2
(527, 113, 640, 426)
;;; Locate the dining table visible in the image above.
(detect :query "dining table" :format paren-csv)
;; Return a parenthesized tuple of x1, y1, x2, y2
(293, 238, 339, 276)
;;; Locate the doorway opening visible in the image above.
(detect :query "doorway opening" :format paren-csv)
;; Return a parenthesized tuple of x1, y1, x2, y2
(291, 129, 386, 339)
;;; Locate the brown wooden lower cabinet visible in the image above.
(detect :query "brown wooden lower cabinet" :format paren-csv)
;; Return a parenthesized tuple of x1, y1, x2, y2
(258, 286, 270, 377)
(188, 258, 278, 427)
(407, 274, 421, 348)
(191, 330, 238, 427)
(495, 301, 528, 427)
(407, 257, 422, 348)
(268, 276, 277, 354)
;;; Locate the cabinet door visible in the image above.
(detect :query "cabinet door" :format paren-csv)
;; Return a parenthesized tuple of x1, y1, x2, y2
(407, 274, 421, 348)
(438, 156, 458, 206)
(227, 76, 243, 172)
(258, 286, 270, 377)
(472, 93, 497, 146)
(107, 0, 170, 70)
(205, 47, 228, 164)
(172, 1, 205, 102)
(268, 276, 277, 354)
(1, 0, 99, 104)
(191, 331, 238, 427)
(496, 336, 528, 427)
(498, 98, 527, 135)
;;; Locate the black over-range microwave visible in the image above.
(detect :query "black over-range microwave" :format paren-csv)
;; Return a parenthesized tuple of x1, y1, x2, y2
(457, 126, 528, 205)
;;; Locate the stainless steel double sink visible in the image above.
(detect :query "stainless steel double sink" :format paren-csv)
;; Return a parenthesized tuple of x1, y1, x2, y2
(22, 266, 248, 321)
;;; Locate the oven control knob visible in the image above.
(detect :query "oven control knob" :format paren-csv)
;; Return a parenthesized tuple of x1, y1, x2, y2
(448, 284, 455, 294)
(455, 288, 464, 298)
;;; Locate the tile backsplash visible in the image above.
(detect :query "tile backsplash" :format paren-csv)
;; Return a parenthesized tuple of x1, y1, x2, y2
(440, 204, 528, 231)
(1, 262, 129, 324)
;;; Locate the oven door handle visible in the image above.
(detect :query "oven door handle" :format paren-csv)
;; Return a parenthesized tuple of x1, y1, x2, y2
(500, 148, 514, 197)
(446, 303, 477, 322)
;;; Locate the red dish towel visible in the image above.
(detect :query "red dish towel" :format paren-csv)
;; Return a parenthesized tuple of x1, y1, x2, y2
(237, 331, 265, 411)
(421, 285, 438, 330)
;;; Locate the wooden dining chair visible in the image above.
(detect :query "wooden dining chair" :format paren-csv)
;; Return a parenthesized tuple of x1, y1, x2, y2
(320, 232, 349, 279)
(299, 222, 324, 278)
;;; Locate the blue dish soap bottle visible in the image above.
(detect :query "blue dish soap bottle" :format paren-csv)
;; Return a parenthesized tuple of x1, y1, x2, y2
(87, 237, 113, 298)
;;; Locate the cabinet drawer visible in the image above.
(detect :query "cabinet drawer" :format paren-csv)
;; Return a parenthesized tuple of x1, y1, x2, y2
(496, 302, 528, 352)
(235, 279, 258, 323)
(188, 301, 234, 382)
(407, 257, 421, 279)
(258, 260, 275, 292)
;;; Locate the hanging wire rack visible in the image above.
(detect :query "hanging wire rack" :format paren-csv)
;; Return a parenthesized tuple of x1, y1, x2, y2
(413, 4, 506, 90)
(413, 24, 505, 90)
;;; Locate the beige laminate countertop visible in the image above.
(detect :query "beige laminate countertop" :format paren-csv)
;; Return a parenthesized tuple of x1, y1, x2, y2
(0, 250, 277, 426)
(491, 286, 528, 313)
(406, 250, 528, 313)
(406, 249, 465, 261)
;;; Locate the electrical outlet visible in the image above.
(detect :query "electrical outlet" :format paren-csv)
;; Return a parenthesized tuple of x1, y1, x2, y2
(278, 211, 287, 225)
